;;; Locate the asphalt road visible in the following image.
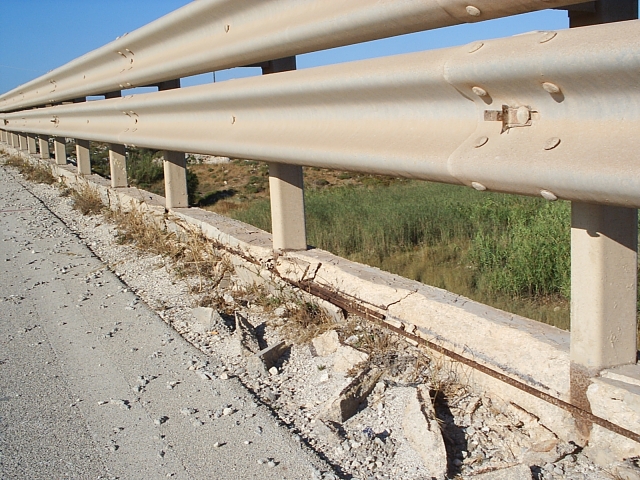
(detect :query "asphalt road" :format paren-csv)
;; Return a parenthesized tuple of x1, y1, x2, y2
(0, 164, 328, 479)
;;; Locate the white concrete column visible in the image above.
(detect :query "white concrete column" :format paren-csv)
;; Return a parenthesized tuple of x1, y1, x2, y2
(76, 139, 91, 175)
(157, 80, 188, 209)
(11, 133, 19, 148)
(103, 91, 127, 187)
(27, 134, 37, 154)
(260, 57, 307, 251)
(163, 151, 188, 208)
(39, 136, 50, 159)
(18, 133, 28, 151)
(0, 130, 6, 143)
(109, 144, 127, 188)
(570, 203, 638, 371)
(269, 162, 307, 251)
(53, 137, 66, 165)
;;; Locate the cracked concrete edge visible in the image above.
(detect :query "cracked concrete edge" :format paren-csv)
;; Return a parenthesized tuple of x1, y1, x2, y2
(6, 147, 639, 463)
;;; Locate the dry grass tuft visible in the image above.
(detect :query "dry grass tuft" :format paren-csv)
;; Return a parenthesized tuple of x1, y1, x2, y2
(105, 207, 229, 292)
(3, 155, 56, 184)
(71, 183, 104, 216)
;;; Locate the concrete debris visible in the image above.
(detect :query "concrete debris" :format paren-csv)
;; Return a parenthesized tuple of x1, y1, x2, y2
(333, 345, 368, 373)
(319, 367, 382, 423)
(246, 340, 288, 376)
(311, 330, 340, 357)
(230, 311, 260, 357)
(469, 464, 532, 479)
(402, 385, 447, 479)
(190, 307, 222, 335)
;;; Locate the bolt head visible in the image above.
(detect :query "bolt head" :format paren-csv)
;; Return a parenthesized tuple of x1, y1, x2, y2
(474, 136, 489, 148)
(540, 190, 558, 201)
(466, 5, 481, 16)
(471, 182, 487, 191)
(472, 86, 488, 97)
(544, 137, 561, 150)
(468, 42, 484, 53)
(542, 82, 561, 94)
(539, 31, 558, 44)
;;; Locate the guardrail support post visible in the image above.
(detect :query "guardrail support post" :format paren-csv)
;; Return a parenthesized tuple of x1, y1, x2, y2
(18, 133, 28, 151)
(566, 0, 638, 438)
(53, 137, 66, 165)
(163, 151, 188, 208)
(260, 57, 307, 251)
(104, 91, 127, 187)
(1, 130, 7, 143)
(76, 139, 91, 175)
(109, 144, 127, 188)
(570, 203, 638, 434)
(39, 135, 50, 159)
(157, 80, 188, 208)
(11, 133, 19, 149)
(27, 134, 37, 154)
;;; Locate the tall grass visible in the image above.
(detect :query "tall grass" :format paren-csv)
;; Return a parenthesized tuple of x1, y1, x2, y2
(232, 180, 574, 326)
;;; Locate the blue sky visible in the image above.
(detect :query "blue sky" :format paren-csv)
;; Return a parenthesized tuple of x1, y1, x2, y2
(0, 1, 577, 95)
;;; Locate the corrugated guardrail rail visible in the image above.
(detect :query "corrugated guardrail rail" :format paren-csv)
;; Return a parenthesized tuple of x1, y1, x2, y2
(1, 0, 639, 449)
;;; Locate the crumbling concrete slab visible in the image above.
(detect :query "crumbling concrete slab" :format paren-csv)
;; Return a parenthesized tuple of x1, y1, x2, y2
(402, 385, 447, 479)
(585, 375, 640, 465)
(230, 311, 260, 357)
(333, 345, 368, 373)
(319, 367, 382, 423)
(247, 341, 288, 376)
(190, 307, 221, 335)
(312, 330, 340, 357)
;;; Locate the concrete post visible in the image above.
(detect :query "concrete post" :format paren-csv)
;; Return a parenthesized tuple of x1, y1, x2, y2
(103, 91, 127, 187)
(76, 139, 91, 175)
(53, 137, 66, 165)
(269, 162, 307, 251)
(0, 130, 6, 143)
(5, 131, 12, 146)
(262, 57, 307, 251)
(163, 151, 188, 208)
(11, 133, 19, 149)
(27, 134, 37, 154)
(158, 80, 188, 209)
(109, 144, 127, 188)
(39, 136, 50, 159)
(567, 0, 638, 438)
(18, 134, 28, 151)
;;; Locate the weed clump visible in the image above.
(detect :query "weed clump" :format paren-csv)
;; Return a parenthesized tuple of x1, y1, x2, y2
(71, 183, 104, 216)
(106, 207, 227, 292)
(3, 155, 56, 184)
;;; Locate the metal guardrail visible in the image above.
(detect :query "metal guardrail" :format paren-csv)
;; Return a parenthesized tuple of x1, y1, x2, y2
(3, 20, 640, 208)
(1, 0, 639, 449)
(0, 0, 583, 112)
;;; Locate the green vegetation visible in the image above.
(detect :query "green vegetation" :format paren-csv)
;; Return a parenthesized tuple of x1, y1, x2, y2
(232, 180, 574, 328)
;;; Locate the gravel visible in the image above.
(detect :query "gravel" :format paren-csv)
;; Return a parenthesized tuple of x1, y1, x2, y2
(5, 157, 631, 480)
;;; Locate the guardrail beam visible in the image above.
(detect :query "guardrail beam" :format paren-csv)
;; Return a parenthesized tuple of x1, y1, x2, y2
(39, 135, 50, 159)
(27, 134, 37, 154)
(53, 137, 66, 165)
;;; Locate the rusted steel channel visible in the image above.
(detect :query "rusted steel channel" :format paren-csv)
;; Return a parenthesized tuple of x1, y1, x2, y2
(291, 280, 640, 445)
